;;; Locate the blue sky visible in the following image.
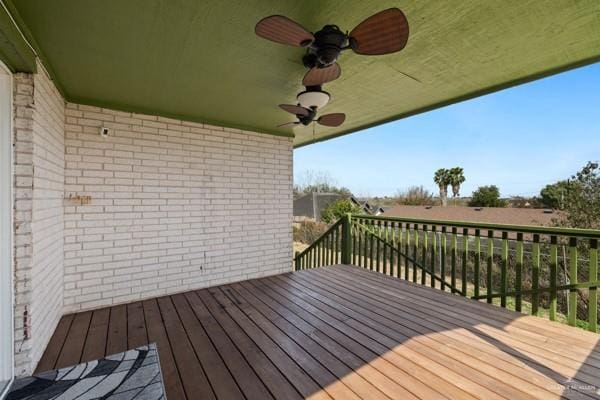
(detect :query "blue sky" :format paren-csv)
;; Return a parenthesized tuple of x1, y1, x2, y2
(294, 63, 600, 198)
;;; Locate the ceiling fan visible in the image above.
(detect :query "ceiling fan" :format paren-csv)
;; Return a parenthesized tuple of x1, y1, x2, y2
(278, 104, 345, 128)
(255, 8, 409, 86)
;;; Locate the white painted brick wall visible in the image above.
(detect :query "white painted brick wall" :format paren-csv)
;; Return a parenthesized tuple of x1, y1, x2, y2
(10, 60, 292, 376)
(63, 104, 293, 312)
(13, 63, 65, 376)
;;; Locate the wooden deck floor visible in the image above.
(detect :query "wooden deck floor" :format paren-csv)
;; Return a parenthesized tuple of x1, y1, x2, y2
(38, 265, 600, 399)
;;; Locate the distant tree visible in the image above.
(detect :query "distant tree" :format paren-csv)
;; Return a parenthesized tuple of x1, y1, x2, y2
(469, 185, 507, 207)
(394, 186, 434, 206)
(557, 162, 600, 229)
(539, 180, 572, 210)
(294, 169, 352, 198)
(448, 167, 466, 200)
(321, 199, 361, 224)
(433, 169, 452, 207)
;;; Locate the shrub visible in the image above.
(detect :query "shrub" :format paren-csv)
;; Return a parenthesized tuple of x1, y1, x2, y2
(293, 220, 328, 245)
(321, 199, 361, 224)
(394, 185, 434, 206)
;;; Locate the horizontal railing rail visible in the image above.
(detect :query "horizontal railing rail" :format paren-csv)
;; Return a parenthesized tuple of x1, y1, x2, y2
(357, 214, 600, 239)
(293, 213, 600, 332)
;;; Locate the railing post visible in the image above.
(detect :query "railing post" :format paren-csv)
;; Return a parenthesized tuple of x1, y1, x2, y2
(341, 213, 352, 265)
(589, 239, 598, 332)
(549, 235, 558, 321)
(531, 234, 540, 315)
(501, 231, 508, 308)
(567, 237, 578, 326)
(294, 251, 300, 271)
(515, 233, 523, 312)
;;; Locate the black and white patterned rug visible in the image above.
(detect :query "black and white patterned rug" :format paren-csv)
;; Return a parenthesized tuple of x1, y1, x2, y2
(6, 344, 165, 400)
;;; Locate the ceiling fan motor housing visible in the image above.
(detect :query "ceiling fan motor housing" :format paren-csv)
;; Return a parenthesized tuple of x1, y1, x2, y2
(312, 25, 347, 66)
(298, 108, 317, 126)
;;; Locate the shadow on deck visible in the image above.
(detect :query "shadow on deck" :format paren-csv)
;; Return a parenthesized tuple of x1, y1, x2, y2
(37, 265, 600, 400)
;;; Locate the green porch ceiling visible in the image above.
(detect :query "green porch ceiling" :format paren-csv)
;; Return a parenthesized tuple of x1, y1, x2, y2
(3, 0, 600, 146)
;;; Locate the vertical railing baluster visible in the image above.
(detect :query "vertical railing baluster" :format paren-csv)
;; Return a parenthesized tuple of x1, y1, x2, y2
(413, 224, 419, 283)
(487, 230, 494, 304)
(376, 220, 382, 273)
(451, 227, 457, 293)
(421, 225, 428, 285)
(441, 226, 447, 290)
(550, 235, 558, 321)
(474, 229, 481, 298)
(338, 225, 342, 264)
(321, 234, 331, 267)
(333, 226, 338, 264)
(325, 232, 330, 266)
(501, 232, 508, 308)
(357, 219, 363, 268)
(395, 222, 402, 278)
(396, 222, 402, 278)
(532, 234, 540, 316)
(319, 240, 323, 267)
(515, 233, 523, 312)
(363, 220, 369, 269)
(390, 222, 395, 276)
(431, 226, 437, 288)
(462, 228, 468, 296)
(589, 239, 598, 332)
(568, 237, 578, 326)
(329, 231, 333, 265)
(383, 220, 389, 274)
(369, 220, 375, 271)
(405, 223, 410, 281)
(321, 235, 330, 267)
(338, 225, 342, 263)
(352, 222, 357, 265)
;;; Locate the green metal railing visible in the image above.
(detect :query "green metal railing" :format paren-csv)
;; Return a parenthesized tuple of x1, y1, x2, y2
(294, 214, 600, 332)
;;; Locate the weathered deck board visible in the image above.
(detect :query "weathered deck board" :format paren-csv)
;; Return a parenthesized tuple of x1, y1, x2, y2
(37, 265, 600, 400)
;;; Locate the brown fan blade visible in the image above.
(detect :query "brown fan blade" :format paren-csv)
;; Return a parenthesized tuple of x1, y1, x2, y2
(255, 15, 314, 47)
(279, 104, 310, 116)
(317, 113, 346, 127)
(349, 8, 409, 55)
(277, 121, 300, 128)
(303, 63, 342, 86)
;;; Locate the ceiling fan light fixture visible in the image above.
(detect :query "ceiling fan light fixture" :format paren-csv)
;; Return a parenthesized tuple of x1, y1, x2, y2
(297, 89, 330, 109)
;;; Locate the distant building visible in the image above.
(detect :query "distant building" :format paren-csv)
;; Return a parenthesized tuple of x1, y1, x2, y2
(293, 192, 344, 221)
(350, 197, 385, 216)
(384, 205, 561, 227)
(294, 193, 385, 221)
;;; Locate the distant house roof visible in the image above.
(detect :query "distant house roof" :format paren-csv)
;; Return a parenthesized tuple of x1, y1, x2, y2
(294, 193, 344, 220)
(350, 197, 385, 216)
(384, 205, 562, 227)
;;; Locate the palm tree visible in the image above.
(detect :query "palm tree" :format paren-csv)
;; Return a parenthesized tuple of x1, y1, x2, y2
(448, 167, 466, 204)
(433, 168, 451, 207)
